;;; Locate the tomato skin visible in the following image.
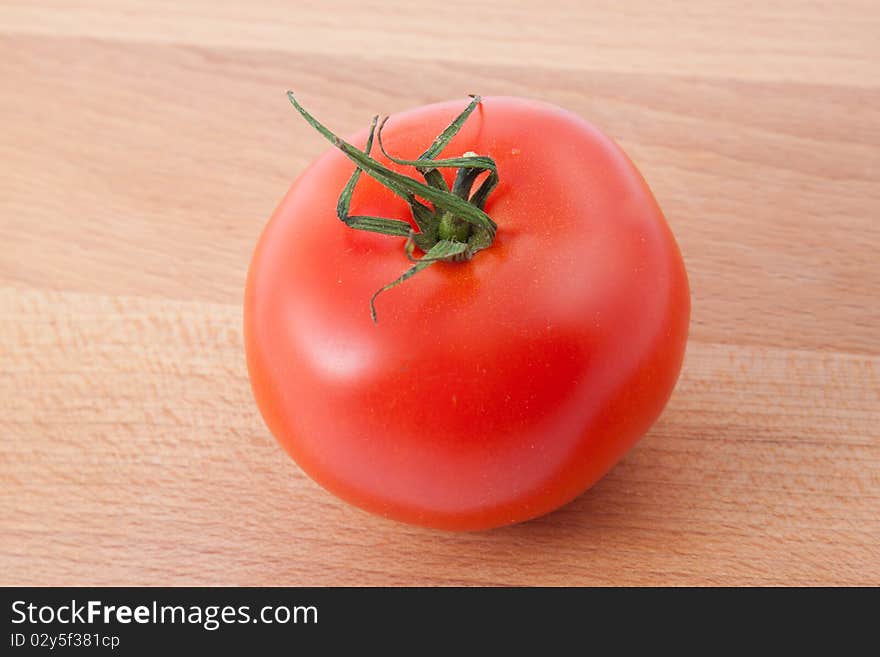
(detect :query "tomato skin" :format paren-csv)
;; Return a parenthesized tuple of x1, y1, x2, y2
(245, 96, 689, 530)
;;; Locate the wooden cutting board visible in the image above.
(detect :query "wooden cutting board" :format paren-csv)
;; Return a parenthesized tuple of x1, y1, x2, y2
(2, 0, 877, 586)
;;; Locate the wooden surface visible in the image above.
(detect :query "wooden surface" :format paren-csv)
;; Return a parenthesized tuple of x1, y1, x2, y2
(1, 1, 878, 586)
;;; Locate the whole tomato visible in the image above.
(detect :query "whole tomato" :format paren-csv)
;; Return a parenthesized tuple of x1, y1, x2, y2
(245, 94, 689, 530)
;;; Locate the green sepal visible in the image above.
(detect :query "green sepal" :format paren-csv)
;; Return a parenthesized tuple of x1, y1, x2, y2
(334, 115, 421, 238)
(287, 92, 499, 322)
(369, 240, 469, 323)
(288, 92, 497, 239)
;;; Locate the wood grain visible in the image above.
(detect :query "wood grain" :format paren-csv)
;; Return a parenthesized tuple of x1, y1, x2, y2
(1, 0, 878, 87)
(1, 1, 878, 585)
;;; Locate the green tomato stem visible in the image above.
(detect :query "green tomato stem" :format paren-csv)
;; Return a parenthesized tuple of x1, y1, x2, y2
(287, 92, 499, 322)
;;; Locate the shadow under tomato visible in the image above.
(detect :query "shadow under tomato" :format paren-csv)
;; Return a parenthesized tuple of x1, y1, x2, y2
(491, 411, 702, 541)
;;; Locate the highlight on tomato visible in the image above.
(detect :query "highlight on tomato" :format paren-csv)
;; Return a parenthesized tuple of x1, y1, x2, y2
(244, 93, 690, 530)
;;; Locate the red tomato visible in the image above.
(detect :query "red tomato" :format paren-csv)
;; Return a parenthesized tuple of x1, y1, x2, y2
(245, 95, 689, 530)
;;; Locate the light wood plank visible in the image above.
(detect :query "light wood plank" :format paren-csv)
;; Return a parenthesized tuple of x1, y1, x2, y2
(2, 287, 877, 585)
(1, 36, 877, 353)
(2, 1, 878, 586)
(0, 0, 877, 87)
